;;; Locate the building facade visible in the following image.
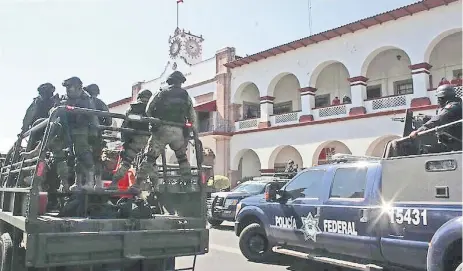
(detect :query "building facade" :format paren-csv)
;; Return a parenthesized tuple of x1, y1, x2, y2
(226, 0, 462, 182)
(108, 28, 237, 177)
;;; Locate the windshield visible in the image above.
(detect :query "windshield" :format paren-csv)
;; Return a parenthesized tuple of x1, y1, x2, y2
(231, 182, 266, 194)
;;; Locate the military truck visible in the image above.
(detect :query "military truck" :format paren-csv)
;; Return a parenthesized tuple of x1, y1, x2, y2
(234, 112, 462, 271)
(0, 106, 209, 270)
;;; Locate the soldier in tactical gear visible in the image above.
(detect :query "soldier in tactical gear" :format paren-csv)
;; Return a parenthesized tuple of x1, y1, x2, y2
(52, 76, 98, 191)
(410, 84, 462, 151)
(84, 84, 112, 188)
(136, 71, 196, 192)
(21, 83, 59, 150)
(106, 89, 153, 190)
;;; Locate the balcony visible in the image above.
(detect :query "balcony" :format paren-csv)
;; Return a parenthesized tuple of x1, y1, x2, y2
(235, 118, 259, 131)
(270, 111, 302, 126)
(364, 94, 413, 113)
(198, 119, 234, 134)
(312, 103, 352, 120)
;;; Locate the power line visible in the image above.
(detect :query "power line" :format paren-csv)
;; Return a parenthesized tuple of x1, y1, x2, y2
(308, 0, 313, 35)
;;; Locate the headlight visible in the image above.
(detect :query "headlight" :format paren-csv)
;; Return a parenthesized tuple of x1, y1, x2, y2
(224, 199, 239, 208)
(235, 203, 242, 220)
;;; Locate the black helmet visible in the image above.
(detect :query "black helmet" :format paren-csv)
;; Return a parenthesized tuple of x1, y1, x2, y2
(37, 83, 55, 93)
(166, 71, 186, 85)
(137, 89, 152, 100)
(436, 84, 456, 99)
(62, 76, 83, 87)
(83, 84, 100, 96)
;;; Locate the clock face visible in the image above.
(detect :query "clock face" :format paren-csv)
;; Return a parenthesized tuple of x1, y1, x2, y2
(185, 38, 201, 58)
(169, 39, 181, 58)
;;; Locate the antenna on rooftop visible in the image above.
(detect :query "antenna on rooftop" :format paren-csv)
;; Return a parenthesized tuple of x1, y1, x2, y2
(308, 0, 313, 35)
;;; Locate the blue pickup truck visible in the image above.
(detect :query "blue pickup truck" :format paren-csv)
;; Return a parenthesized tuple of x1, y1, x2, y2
(234, 151, 462, 271)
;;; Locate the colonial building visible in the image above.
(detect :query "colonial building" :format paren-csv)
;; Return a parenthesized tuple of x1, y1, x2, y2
(108, 27, 237, 177)
(226, 0, 462, 181)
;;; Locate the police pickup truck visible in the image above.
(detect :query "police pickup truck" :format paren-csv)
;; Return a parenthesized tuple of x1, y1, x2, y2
(207, 174, 291, 227)
(234, 150, 462, 271)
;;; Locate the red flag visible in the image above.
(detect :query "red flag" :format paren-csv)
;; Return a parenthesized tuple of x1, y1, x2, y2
(177, 0, 183, 3)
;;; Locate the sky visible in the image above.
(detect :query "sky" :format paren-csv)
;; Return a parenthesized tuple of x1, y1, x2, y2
(0, 0, 418, 152)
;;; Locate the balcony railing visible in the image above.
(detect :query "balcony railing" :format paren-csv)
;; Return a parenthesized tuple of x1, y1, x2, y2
(198, 119, 234, 134)
(270, 111, 301, 126)
(235, 118, 259, 130)
(364, 94, 413, 113)
(311, 104, 351, 120)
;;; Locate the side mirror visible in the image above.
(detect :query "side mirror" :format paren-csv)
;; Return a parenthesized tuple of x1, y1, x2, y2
(264, 182, 279, 202)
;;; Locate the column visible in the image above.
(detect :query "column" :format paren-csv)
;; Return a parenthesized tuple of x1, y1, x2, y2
(409, 63, 432, 107)
(298, 87, 316, 122)
(131, 82, 142, 101)
(347, 76, 368, 115)
(259, 96, 274, 128)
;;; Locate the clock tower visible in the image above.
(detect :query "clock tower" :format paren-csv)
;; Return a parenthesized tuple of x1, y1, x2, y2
(168, 27, 204, 65)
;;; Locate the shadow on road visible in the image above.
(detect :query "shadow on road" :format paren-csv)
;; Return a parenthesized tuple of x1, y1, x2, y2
(263, 255, 348, 271)
(210, 224, 235, 231)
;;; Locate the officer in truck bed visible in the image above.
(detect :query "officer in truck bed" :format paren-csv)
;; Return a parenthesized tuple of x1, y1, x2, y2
(410, 84, 462, 151)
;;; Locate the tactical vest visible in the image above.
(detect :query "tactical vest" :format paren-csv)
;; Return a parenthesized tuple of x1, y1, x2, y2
(441, 100, 462, 142)
(63, 95, 94, 128)
(126, 102, 150, 131)
(34, 97, 56, 120)
(152, 86, 190, 123)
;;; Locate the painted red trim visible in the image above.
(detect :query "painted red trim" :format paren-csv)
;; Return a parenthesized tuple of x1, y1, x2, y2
(260, 96, 275, 101)
(347, 76, 369, 83)
(412, 70, 431, 75)
(409, 62, 433, 70)
(194, 100, 217, 112)
(260, 169, 275, 173)
(108, 97, 132, 108)
(224, 0, 456, 69)
(233, 105, 438, 135)
(299, 87, 317, 93)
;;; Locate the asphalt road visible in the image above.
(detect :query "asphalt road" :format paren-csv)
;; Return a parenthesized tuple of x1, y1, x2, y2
(176, 222, 351, 271)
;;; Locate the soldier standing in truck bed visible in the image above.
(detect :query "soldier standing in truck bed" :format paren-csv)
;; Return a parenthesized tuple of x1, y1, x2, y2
(135, 71, 196, 192)
(84, 84, 112, 188)
(410, 84, 462, 152)
(106, 89, 152, 190)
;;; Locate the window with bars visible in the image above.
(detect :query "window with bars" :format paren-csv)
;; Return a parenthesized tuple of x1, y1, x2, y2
(273, 101, 293, 115)
(243, 102, 260, 119)
(315, 94, 330, 108)
(366, 85, 382, 99)
(394, 79, 414, 95)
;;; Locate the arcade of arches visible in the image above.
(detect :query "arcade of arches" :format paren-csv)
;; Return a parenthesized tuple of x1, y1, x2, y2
(233, 136, 404, 180)
(429, 31, 462, 88)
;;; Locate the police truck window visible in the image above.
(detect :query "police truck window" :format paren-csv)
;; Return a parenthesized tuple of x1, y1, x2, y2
(329, 167, 368, 199)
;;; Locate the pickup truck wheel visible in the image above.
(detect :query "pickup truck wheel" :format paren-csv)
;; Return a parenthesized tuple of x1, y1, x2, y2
(239, 223, 273, 262)
(0, 233, 12, 271)
(207, 218, 223, 227)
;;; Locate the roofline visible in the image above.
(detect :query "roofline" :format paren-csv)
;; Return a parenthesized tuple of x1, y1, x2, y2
(224, 0, 459, 69)
(108, 97, 132, 108)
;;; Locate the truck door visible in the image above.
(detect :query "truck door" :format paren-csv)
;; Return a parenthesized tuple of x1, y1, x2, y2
(267, 169, 326, 251)
(317, 165, 378, 261)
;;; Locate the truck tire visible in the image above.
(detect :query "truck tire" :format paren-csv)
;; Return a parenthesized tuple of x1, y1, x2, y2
(207, 218, 223, 227)
(0, 233, 12, 271)
(239, 223, 273, 262)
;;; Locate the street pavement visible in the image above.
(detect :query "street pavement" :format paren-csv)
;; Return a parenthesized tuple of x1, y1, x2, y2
(176, 222, 351, 271)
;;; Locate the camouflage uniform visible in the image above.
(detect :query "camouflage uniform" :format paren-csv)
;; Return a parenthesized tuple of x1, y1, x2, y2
(53, 77, 98, 191)
(21, 83, 59, 150)
(137, 71, 196, 190)
(107, 89, 152, 189)
(84, 84, 112, 188)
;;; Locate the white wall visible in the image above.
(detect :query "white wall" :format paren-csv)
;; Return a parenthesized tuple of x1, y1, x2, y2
(429, 31, 462, 88)
(315, 62, 352, 100)
(273, 74, 302, 111)
(273, 146, 303, 168)
(109, 103, 130, 127)
(229, 2, 462, 99)
(240, 150, 261, 178)
(366, 49, 412, 96)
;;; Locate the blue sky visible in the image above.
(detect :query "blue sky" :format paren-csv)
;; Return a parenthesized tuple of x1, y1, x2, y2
(0, 0, 417, 152)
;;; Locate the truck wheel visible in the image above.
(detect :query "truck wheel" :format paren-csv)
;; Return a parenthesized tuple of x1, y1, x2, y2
(207, 218, 223, 227)
(0, 233, 12, 271)
(239, 223, 273, 262)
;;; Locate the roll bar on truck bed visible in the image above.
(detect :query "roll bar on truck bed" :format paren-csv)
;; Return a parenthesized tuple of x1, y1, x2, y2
(0, 105, 209, 271)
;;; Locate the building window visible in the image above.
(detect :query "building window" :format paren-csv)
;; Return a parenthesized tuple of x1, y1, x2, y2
(453, 69, 462, 78)
(243, 102, 260, 119)
(366, 85, 381, 99)
(197, 111, 211, 133)
(315, 94, 330, 108)
(394, 79, 414, 95)
(273, 101, 292, 115)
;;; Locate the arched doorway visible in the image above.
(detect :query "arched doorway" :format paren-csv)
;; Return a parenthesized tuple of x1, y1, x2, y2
(233, 149, 261, 180)
(428, 31, 462, 88)
(269, 145, 303, 172)
(313, 141, 351, 165)
(363, 47, 413, 99)
(311, 61, 351, 108)
(233, 82, 260, 121)
(366, 135, 401, 157)
(269, 73, 302, 116)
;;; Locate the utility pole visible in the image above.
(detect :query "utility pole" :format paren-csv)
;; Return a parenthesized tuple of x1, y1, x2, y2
(308, 0, 313, 35)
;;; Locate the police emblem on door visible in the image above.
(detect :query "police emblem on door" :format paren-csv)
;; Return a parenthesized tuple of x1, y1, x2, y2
(301, 212, 322, 242)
